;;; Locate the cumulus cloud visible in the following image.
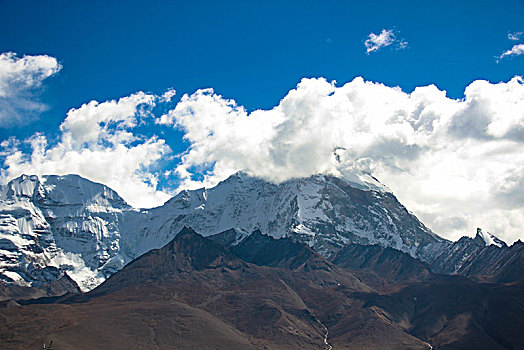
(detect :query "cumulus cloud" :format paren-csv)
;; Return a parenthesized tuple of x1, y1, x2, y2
(508, 31, 522, 41)
(497, 43, 524, 62)
(364, 29, 408, 54)
(1, 52, 522, 244)
(162, 76, 524, 244)
(0, 52, 61, 127)
(1, 92, 172, 208)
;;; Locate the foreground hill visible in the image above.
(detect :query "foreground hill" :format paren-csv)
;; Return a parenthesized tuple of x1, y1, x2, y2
(1, 228, 522, 350)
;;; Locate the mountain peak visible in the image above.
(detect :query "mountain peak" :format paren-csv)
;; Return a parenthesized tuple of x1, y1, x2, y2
(0, 173, 133, 292)
(160, 227, 241, 271)
(141, 169, 442, 260)
(3, 174, 42, 200)
(92, 227, 243, 295)
(3, 174, 129, 210)
(332, 243, 432, 282)
(474, 228, 506, 248)
(221, 170, 392, 193)
(174, 226, 201, 239)
(513, 239, 524, 247)
(219, 170, 269, 187)
(0, 170, 445, 293)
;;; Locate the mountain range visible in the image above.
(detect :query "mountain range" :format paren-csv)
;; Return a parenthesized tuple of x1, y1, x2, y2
(0, 172, 521, 293)
(0, 172, 522, 349)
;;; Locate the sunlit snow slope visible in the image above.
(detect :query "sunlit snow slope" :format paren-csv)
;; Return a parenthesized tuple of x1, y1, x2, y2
(0, 175, 132, 291)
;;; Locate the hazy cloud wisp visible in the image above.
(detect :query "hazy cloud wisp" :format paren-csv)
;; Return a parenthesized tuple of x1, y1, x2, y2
(0, 52, 61, 127)
(497, 44, 524, 62)
(364, 29, 408, 54)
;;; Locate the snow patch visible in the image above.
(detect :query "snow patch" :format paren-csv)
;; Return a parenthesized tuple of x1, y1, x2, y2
(477, 228, 503, 247)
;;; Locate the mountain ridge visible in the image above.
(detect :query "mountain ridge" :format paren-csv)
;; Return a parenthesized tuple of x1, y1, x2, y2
(0, 171, 521, 294)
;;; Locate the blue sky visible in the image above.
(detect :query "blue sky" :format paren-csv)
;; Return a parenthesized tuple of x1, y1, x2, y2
(1, 0, 522, 135)
(0, 0, 523, 242)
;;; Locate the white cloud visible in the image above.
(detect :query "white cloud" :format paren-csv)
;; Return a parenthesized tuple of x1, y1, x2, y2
(161, 88, 177, 102)
(163, 76, 524, 244)
(0, 52, 61, 127)
(497, 43, 524, 61)
(1, 92, 172, 208)
(1, 52, 522, 244)
(508, 31, 522, 41)
(364, 29, 407, 54)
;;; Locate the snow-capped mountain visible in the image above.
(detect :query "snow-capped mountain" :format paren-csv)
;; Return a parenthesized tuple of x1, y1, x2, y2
(124, 171, 444, 260)
(0, 171, 520, 293)
(474, 228, 506, 248)
(0, 174, 133, 291)
(422, 228, 523, 283)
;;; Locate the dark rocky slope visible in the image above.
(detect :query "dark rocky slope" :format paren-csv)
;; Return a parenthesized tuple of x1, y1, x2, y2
(2, 228, 523, 350)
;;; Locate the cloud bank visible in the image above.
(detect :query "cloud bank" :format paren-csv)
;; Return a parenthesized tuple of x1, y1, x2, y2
(163, 76, 524, 243)
(364, 29, 407, 54)
(1, 52, 522, 244)
(2, 92, 172, 208)
(0, 52, 61, 127)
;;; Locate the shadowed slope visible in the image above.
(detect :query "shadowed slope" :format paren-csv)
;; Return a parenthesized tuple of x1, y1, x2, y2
(0, 273, 80, 302)
(229, 229, 332, 271)
(332, 243, 433, 283)
(350, 276, 524, 349)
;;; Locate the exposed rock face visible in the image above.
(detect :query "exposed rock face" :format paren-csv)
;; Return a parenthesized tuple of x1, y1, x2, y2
(331, 243, 433, 282)
(224, 229, 333, 271)
(423, 229, 524, 284)
(0, 273, 80, 302)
